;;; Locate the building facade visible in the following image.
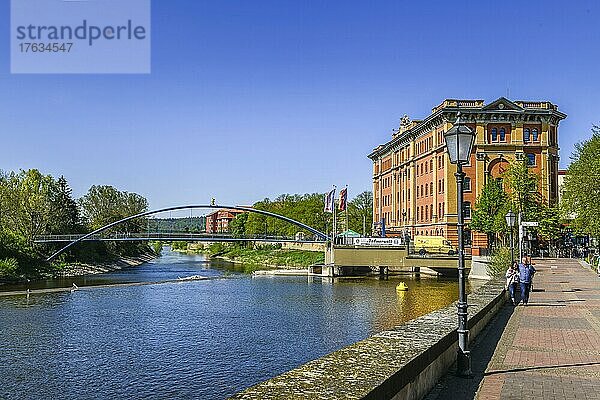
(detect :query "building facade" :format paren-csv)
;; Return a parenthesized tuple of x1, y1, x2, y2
(368, 97, 566, 254)
(205, 209, 246, 233)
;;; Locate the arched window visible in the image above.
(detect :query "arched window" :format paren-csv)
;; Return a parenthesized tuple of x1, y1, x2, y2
(532, 128, 539, 141)
(524, 128, 530, 142)
(491, 128, 498, 141)
(430, 182, 433, 196)
(441, 229, 444, 237)
(463, 201, 472, 219)
(499, 128, 506, 141)
(430, 204, 433, 220)
(425, 184, 428, 197)
(425, 206, 428, 220)
(527, 153, 536, 166)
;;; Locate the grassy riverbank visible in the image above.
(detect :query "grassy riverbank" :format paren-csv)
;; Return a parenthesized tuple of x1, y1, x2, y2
(173, 242, 324, 269)
(217, 247, 324, 268)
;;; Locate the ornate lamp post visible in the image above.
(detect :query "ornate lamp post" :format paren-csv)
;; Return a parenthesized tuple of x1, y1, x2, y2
(505, 210, 516, 263)
(444, 112, 476, 377)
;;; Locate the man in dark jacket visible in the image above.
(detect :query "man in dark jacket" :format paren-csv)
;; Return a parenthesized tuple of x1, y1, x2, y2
(518, 256, 536, 305)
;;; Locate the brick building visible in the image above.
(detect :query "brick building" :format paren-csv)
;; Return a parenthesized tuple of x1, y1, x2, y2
(205, 208, 246, 234)
(368, 97, 566, 254)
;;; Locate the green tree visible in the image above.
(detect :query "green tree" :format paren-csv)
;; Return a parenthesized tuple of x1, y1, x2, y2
(49, 176, 80, 234)
(504, 160, 540, 221)
(229, 213, 248, 237)
(79, 185, 148, 232)
(469, 179, 510, 248)
(1, 169, 59, 245)
(347, 191, 373, 236)
(561, 127, 600, 237)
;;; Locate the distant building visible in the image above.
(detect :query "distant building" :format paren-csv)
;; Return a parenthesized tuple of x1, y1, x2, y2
(205, 208, 246, 233)
(558, 169, 567, 204)
(368, 97, 566, 255)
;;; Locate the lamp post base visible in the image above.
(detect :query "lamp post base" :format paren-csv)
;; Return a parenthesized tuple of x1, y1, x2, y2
(456, 350, 473, 378)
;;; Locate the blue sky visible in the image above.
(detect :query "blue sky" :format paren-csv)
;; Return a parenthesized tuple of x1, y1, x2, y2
(1, 0, 599, 212)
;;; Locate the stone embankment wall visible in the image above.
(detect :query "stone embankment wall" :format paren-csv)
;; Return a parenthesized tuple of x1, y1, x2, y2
(230, 279, 506, 400)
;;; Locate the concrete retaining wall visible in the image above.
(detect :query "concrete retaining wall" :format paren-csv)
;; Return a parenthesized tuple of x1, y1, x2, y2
(470, 255, 492, 280)
(230, 279, 506, 400)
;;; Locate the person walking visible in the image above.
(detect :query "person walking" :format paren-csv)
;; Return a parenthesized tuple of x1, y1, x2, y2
(518, 256, 536, 305)
(505, 261, 519, 305)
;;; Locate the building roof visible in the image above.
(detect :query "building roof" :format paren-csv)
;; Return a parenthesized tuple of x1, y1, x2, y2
(368, 97, 567, 160)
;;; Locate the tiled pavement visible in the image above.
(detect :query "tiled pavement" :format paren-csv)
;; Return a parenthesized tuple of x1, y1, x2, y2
(426, 258, 600, 400)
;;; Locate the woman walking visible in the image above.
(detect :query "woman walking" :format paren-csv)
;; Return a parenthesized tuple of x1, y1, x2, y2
(505, 261, 519, 305)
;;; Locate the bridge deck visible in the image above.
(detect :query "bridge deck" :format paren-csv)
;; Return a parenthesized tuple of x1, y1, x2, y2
(34, 233, 324, 244)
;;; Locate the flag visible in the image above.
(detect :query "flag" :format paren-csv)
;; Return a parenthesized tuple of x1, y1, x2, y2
(324, 187, 336, 213)
(339, 187, 348, 211)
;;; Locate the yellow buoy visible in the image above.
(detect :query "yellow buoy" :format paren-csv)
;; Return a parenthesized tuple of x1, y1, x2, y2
(396, 282, 408, 292)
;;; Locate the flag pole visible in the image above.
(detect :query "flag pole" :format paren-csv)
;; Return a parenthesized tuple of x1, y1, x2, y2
(333, 185, 337, 243)
(345, 185, 349, 233)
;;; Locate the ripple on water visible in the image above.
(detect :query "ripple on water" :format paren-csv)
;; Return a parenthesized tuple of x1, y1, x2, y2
(0, 251, 473, 399)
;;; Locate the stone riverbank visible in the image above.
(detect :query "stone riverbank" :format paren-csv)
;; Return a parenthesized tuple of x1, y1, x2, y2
(230, 278, 506, 400)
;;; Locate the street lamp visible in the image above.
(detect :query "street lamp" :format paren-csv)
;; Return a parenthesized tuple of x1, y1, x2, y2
(505, 210, 516, 263)
(444, 111, 476, 377)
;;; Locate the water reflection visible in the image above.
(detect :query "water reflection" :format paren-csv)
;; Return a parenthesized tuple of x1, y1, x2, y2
(0, 250, 477, 400)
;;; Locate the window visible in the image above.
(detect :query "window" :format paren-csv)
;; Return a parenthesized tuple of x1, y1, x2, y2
(425, 184, 428, 196)
(430, 159, 434, 171)
(464, 177, 471, 192)
(527, 153, 536, 166)
(524, 128, 530, 142)
(430, 204, 433, 220)
(425, 206, 428, 220)
(425, 161, 428, 174)
(430, 182, 433, 196)
(499, 128, 506, 142)
(463, 202, 472, 219)
(491, 128, 498, 142)
(532, 128, 539, 141)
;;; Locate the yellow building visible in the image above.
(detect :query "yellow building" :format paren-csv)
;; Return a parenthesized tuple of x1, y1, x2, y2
(368, 97, 566, 254)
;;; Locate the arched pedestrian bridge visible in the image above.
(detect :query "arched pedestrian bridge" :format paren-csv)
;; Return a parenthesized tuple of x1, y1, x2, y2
(40, 204, 329, 262)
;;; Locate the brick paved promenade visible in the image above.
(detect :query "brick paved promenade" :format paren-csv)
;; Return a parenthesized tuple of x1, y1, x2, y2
(427, 258, 600, 400)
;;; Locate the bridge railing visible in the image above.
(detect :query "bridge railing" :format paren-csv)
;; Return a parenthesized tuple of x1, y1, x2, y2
(34, 232, 318, 243)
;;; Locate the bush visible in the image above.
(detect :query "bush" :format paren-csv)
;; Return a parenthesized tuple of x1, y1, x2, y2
(488, 247, 512, 278)
(0, 258, 19, 279)
(152, 242, 163, 255)
(171, 241, 188, 251)
(209, 242, 227, 256)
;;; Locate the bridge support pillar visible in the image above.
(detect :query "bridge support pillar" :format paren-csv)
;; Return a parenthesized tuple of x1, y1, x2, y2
(321, 264, 335, 277)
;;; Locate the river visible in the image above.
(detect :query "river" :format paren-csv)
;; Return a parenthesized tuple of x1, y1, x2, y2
(0, 249, 478, 399)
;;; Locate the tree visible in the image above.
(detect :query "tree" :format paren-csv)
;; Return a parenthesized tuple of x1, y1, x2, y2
(561, 127, 600, 237)
(49, 176, 80, 234)
(1, 169, 59, 245)
(78, 185, 148, 232)
(347, 191, 373, 236)
(503, 160, 540, 222)
(229, 213, 248, 237)
(469, 179, 510, 248)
